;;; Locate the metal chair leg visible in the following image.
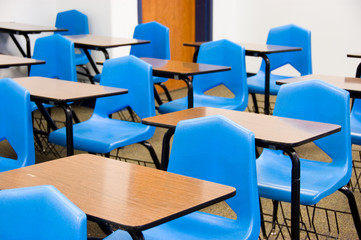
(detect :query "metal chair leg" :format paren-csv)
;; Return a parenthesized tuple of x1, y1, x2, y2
(139, 141, 161, 169)
(251, 93, 259, 113)
(259, 198, 268, 239)
(338, 186, 361, 239)
(271, 200, 279, 233)
(154, 86, 164, 106)
(156, 82, 173, 102)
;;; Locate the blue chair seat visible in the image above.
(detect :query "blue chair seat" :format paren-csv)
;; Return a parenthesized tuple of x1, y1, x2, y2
(158, 94, 246, 114)
(106, 211, 256, 240)
(247, 72, 292, 95)
(74, 52, 89, 66)
(49, 115, 153, 154)
(257, 149, 350, 206)
(153, 76, 166, 84)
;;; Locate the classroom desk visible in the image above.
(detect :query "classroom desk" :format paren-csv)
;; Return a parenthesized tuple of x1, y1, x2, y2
(184, 42, 302, 115)
(0, 154, 236, 240)
(64, 34, 150, 77)
(142, 106, 341, 240)
(13, 77, 128, 156)
(276, 74, 361, 98)
(347, 53, 361, 78)
(141, 57, 231, 108)
(0, 53, 44, 68)
(0, 22, 66, 58)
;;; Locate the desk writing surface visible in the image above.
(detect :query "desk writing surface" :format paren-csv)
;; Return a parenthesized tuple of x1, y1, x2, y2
(276, 74, 361, 98)
(0, 154, 235, 231)
(65, 34, 150, 49)
(242, 43, 301, 54)
(347, 53, 361, 59)
(142, 107, 340, 148)
(184, 42, 302, 54)
(141, 57, 231, 76)
(13, 77, 128, 103)
(0, 54, 45, 68)
(0, 22, 66, 33)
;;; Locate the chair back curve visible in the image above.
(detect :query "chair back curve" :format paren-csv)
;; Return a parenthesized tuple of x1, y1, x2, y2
(261, 24, 312, 75)
(95, 55, 155, 121)
(0, 78, 35, 172)
(0, 185, 87, 240)
(195, 39, 248, 107)
(55, 9, 89, 36)
(130, 21, 170, 60)
(168, 115, 260, 237)
(30, 34, 77, 82)
(274, 79, 351, 176)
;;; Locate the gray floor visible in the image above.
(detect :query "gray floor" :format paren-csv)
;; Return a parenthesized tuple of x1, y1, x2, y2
(2, 86, 360, 239)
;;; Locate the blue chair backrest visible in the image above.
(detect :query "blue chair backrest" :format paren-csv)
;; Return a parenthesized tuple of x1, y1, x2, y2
(274, 80, 351, 172)
(55, 9, 89, 35)
(95, 56, 155, 120)
(194, 39, 248, 104)
(130, 21, 170, 60)
(168, 115, 260, 236)
(0, 185, 87, 240)
(30, 34, 77, 82)
(351, 99, 361, 137)
(261, 24, 312, 75)
(0, 78, 34, 171)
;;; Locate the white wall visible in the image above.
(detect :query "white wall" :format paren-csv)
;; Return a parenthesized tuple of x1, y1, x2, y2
(213, 0, 361, 77)
(0, 0, 138, 77)
(0, 0, 57, 77)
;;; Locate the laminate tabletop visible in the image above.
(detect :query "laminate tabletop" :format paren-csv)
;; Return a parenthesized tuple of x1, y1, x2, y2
(0, 154, 236, 232)
(0, 54, 45, 68)
(276, 74, 361, 98)
(141, 57, 231, 77)
(347, 53, 361, 59)
(142, 107, 340, 148)
(0, 22, 66, 34)
(64, 34, 150, 49)
(13, 76, 128, 103)
(184, 41, 302, 55)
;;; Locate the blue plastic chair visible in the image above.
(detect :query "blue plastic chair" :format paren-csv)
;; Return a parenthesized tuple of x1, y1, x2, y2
(158, 39, 248, 114)
(29, 34, 77, 114)
(0, 185, 87, 240)
(31, 34, 77, 82)
(104, 115, 260, 240)
(0, 78, 35, 172)
(350, 99, 361, 191)
(247, 24, 312, 112)
(55, 9, 89, 66)
(48, 55, 160, 169)
(351, 99, 361, 145)
(130, 21, 172, 104)
(256, 80, 361, 237)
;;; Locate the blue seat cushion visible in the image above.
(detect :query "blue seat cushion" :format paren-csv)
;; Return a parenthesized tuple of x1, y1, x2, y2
(247, 72, 292, 95)
(48, 116, 154, 153)
(158, 94, 247, 114)
(257, 149, 351, 205)
(104, 211, 257, 240)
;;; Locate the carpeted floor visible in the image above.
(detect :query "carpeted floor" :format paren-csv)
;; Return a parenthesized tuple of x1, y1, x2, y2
(1, 85, 360, 239)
